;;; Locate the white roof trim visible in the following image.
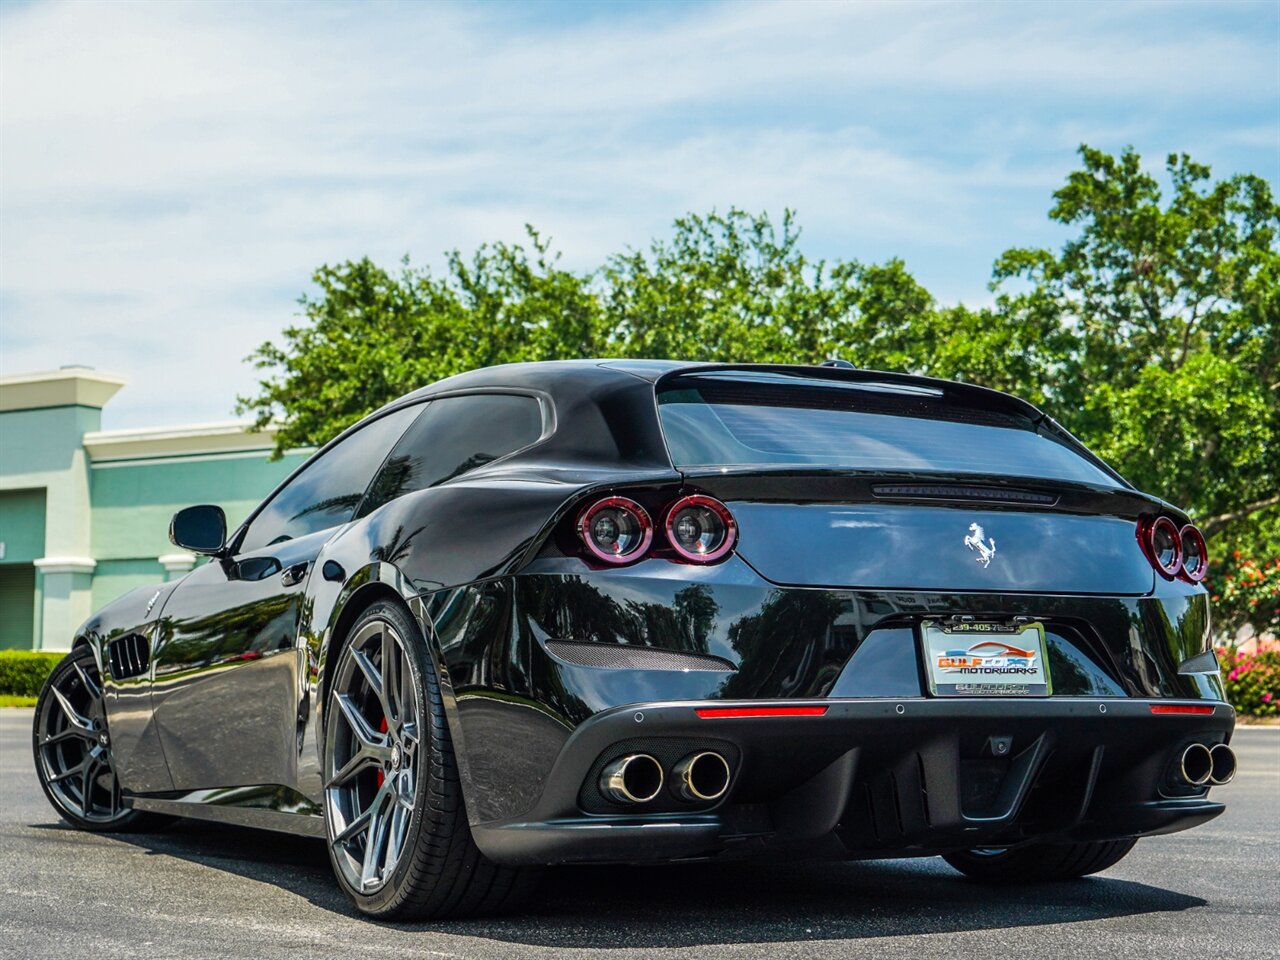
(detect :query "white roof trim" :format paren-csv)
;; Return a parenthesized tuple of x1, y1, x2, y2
(34, 556, 97, 575)
(0, 368, 127, 412)
(84, 420, 283, 462)
(84, 419, 275, 443)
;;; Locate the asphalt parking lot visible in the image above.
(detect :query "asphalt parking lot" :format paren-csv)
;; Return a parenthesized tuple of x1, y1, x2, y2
(1, 708, 1277, 960)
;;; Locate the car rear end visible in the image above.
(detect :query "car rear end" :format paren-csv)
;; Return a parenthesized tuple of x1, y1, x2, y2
(463, 364, 1234, 867)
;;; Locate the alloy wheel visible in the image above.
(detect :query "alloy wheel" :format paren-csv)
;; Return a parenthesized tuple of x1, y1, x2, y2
(324, 618, 423, 895)
(34, 652, 125, 824)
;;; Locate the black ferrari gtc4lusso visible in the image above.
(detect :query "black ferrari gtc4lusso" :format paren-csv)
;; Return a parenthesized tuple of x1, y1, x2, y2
(33, 360, 1236, 918)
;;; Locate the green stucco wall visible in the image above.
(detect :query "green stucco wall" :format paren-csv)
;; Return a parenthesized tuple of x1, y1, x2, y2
(0, 488, 47, 563)
(0, 489, 46, 649)
(90, 452, 308, 563)
(0, 405, 98, 561)
(1, 381, 312, 647)
(0, 405, 101, 475)
(90, 558, 167, 609)
(2, 403, 99, 649)
(0, 564, 37, 650)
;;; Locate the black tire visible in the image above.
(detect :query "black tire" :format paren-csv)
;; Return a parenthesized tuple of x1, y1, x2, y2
(943, 838, 1138, 882)
(32, 646, 170, 833)
(322, 599, 534, 919)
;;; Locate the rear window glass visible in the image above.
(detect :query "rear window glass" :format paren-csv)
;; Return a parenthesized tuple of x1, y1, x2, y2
(656, 374, 1120, 487)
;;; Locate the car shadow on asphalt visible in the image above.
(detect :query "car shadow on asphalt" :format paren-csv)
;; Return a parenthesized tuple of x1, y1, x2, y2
(86, 818, 1211, 946)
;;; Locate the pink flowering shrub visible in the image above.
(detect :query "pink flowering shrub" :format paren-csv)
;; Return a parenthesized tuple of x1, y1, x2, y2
(1208, 554, 1280, 637)
(1217, 648, 1280, 718)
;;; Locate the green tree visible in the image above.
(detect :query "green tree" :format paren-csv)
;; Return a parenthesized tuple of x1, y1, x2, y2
(600, 209, 833, 363)
(237, 231, 601, 452)
(238, 209, 940, 453)
(989, 146, 1279, 544)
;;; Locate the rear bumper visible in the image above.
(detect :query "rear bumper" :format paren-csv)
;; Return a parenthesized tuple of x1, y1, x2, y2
(470, 696, 1234, 866)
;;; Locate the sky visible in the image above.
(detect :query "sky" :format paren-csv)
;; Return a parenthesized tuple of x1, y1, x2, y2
(1, 0, 1277, 430)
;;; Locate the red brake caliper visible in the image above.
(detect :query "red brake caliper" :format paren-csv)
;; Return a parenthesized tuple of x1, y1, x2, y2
(377, 716, 388, 787)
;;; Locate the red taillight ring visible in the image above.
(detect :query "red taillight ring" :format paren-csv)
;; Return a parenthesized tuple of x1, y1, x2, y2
(577, 496, 653, 565)
(1139, 515, 1183, 579)
(1179, 524, 1208, 583)
(1136, 517, 1153, 568)
(664, 494, 738, 563)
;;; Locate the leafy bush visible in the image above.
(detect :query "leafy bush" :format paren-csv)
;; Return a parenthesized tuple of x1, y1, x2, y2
(0, 651, 64, 697)
(1219, 648, 1280, 718)
(1209, 554, 1280, 637)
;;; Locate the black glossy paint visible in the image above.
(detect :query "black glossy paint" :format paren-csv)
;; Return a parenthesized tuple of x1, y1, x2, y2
(149, 529, 327, 791)
(416, 563, 1213, 825)
(66, 360, 1230, 867)
(729, 503, 1154, 594)
(468, 697, 1231, 865)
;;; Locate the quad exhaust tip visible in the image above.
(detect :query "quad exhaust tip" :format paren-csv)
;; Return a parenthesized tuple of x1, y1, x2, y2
(1209, 743, 1236, 785)
(1178, 742, 1237, 787)
(1179, 743, 1213, 786)
(600, 753, 664, 804)
(672, 751, 732, 802)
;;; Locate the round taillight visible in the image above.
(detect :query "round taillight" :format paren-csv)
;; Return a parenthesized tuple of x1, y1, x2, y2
(1179, 524, 1208, 583)
(1141, 516, 1183, 579)
(664, 495, 737, 563)
(577, 496, 653, 565)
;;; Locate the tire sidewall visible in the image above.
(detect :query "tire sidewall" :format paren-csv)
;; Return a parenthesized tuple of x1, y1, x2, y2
(943, 838, 1137, 881)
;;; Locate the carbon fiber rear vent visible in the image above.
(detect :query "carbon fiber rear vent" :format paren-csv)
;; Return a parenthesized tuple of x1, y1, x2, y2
(107, 634, 150, 681)
(871, 483, 1058, 506)
(545, 640, 736, 672)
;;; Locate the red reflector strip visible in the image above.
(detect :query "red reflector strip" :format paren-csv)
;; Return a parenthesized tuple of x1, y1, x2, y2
(695, 705, 828, 719)
(1149, 704, 1216, 716)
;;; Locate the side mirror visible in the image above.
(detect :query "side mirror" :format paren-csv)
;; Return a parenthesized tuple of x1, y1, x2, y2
(170, 504, 227, 555)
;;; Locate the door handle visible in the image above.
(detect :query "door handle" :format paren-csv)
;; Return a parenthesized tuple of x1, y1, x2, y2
(280, 562, 310, 587)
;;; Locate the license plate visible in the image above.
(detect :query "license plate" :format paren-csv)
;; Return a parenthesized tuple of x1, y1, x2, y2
(921, 620, 1051, 697)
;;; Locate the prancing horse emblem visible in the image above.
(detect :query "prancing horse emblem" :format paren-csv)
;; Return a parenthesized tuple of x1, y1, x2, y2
(964, 522, 997, 568)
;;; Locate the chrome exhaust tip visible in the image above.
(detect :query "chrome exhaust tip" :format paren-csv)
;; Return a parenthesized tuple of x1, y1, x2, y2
(1179, 742, 1213, 786)
(672, 751, 731, 802)
(600, 753, 664, 804)
(1209, 743, 1237, 785)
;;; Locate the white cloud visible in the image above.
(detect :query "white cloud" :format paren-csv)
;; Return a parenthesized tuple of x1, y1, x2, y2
(1, 0, 1275, 428)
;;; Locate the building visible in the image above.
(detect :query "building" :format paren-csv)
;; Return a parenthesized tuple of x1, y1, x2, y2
(0, 367, 310, 650)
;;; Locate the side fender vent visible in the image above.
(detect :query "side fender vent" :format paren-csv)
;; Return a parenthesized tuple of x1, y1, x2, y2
(107, 634, 151, 681)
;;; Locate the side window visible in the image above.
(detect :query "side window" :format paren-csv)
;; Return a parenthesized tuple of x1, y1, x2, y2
(239, 404, 421, 552)
(359, 394, 543, 516)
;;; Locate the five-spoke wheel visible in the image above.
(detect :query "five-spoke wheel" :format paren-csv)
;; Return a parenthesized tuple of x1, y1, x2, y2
(325, 616, 422, 895)
(321, 600, 531, 918)
(32, 646, 157, 831)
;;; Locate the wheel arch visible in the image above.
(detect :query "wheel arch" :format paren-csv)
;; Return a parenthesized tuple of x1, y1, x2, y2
(309, 561, 470, 794)
(324, 582, 405, 669)
(316, 564, 432, 723)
